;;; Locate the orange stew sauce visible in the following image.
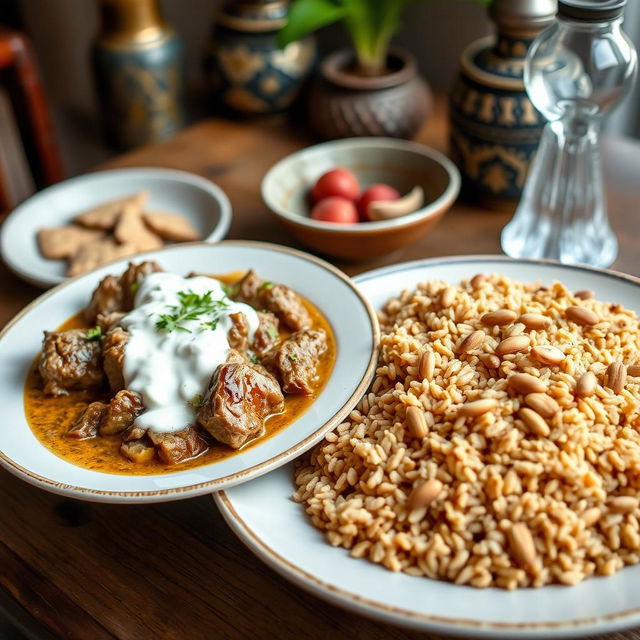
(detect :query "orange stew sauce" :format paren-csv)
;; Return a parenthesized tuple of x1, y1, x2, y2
(24, 273, 336, 475)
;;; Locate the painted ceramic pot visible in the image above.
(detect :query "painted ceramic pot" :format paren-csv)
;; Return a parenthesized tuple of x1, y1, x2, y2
(307, 48, 431, 141)
(92, 0, 185, 150)
(449, 0, 556, 211)
(204, 0, 316, 114)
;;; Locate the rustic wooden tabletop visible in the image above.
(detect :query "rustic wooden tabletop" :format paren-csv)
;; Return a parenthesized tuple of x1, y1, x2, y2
(1, 97, 639, 640)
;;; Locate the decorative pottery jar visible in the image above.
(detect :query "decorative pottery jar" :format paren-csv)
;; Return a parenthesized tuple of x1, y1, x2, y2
(92, 0, 185, 149)
(204, 0, 316, 114)
(450, 0, 557, 211)
(307, 48, 431, 140)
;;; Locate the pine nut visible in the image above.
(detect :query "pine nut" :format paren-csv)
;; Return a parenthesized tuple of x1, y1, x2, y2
(470, 273, 486, 289)
(574, 289, 595, 300)
(418, 350, 435, 381)
(530, 345, 565, 366)
(405, 406, 428, 439)
(604, 361, 626, 394)
(519, 313, 551, 331)
(565, 306, 599, 326)
(582, 507, 602, 527)
(628, 364, 640, 377)
(457, 330, 485, 354)
(441, 286, 457, 308)
(575, 371, 597, 397)
(495, 335, 530, 357)
(479, 353, 501, 369)
(508, 523, 536, 569)
(407, 479, 443, 511)
(481, 309, 517, 327)
(524, 393, 560, 418)
(519, 408, 550, 437)
(458, 398, 498, 417)
(508, 373, 547, 394)
(607, 496, 639, 514)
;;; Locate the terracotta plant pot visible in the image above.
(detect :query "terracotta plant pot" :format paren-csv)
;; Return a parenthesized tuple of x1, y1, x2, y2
(307, 48, 431, 141)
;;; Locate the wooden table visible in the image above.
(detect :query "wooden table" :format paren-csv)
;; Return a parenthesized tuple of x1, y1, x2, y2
(1, 98, 640, 640)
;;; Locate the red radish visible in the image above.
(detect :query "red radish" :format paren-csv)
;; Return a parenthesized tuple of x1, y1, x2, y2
(357, 183, 400, 221)
(311, 168, 360, 202)
(310, 197, 358, 224)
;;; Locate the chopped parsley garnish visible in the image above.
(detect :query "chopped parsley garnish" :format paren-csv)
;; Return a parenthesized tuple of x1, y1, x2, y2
(86, 326, 103, 341)
(288, 353, 299, 362)
(221, 283, 238, 298)
(130, 281, 139, 293)
(189, 393, 203, 409)
(259, 281, 274, 292)
(249, 353, 260, 364)
(267, 326, 279, 341)
(155, 290, 230, 333)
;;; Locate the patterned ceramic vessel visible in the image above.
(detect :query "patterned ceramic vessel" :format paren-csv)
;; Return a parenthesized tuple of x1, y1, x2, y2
(450, 0, 557, 211)
(307, 48, 431, 141)
(92, 0, 185, 150)
(204, 0, 316, 114)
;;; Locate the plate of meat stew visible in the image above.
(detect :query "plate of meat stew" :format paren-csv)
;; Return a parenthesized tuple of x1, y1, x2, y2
(0, 241, 378, 502)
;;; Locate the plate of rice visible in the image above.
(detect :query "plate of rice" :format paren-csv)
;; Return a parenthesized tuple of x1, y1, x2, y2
(215, 255, 640, 638)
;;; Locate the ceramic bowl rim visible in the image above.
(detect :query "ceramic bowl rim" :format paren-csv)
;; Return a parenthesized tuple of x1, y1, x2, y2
(0, 167, 233, 288)
(261, 138, 461, 234)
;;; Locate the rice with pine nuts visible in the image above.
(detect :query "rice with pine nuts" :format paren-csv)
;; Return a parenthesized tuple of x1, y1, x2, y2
(293, 275, 640, 589)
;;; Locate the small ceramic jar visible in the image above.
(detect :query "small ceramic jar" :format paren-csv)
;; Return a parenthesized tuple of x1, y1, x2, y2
(307, 48, 431, 140)
(204, 0, 316, 114)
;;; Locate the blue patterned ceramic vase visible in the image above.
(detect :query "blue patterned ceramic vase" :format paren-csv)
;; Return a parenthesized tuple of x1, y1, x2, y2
(450, 0, 556, 211)
(92, 0, 185, 149)
(204, 0, 315, 115)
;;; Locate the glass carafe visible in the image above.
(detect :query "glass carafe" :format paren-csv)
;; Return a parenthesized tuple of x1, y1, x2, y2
(501, 0, 637, 267)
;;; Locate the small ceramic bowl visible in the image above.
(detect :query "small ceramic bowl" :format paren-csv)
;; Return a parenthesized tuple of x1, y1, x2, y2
(261, 138, 460, 261)
(0, 167, 232, 288)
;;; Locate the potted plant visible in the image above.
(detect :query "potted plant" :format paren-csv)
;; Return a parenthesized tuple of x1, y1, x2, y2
(278, 0, 487, 140)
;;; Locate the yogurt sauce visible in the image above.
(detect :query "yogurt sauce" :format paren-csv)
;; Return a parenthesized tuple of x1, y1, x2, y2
(120, 272, 259, 433)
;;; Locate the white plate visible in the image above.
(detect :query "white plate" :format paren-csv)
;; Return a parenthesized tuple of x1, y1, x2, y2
(216, 255, 640, 639)
(0, 167, 232, 289)
(0, 241, 378, 503)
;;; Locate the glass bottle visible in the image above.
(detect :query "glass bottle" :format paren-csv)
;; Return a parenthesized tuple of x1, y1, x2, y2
(500, 0, 637, 267)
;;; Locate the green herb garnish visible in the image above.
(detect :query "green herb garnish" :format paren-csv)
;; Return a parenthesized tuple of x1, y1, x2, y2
(130, 281, 139, 293)
(259, 281, 274, 292)
(155, 290, 230, 333)
(221, 283, 239, 298)
(288, 353, 299, 362)
(267, 326, 279, 341)
(189, 393, 204, 409)
(86, 326, 103, 341)
(249, 353, 260, 364)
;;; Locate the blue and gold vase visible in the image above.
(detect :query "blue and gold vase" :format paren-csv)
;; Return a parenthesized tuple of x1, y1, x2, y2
(450, 0, 557, 211)
(92, 0, 185, 149)
(204, 0, 315, 115)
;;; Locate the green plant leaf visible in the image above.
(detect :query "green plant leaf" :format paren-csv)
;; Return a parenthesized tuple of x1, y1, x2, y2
(277, 0, 348, 49)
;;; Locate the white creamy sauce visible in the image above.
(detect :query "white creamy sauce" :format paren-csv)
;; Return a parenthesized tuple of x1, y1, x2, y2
(120, 272, 259, 433)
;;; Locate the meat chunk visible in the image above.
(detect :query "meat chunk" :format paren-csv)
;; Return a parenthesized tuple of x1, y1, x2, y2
(233, 269, 263, 307)
(231, 270, 310, 331)
(120, 439, 155, 463)
(252, 311, 280, 357)
(227, 312, 249, 352)
(67, 401, 107, 439)
(84, 260, 162, 324)
(39, 329, 104, 396)
(197, 357, 285, 449)
(102, 326, 129, 392)
(260, 284, 311, 331)
(266, 329, 327, 395)
(148, 426, 209, 465)
(100, 390, 144, 435)
(119, 260, 162, 310)
(95, 311, 125, 332)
